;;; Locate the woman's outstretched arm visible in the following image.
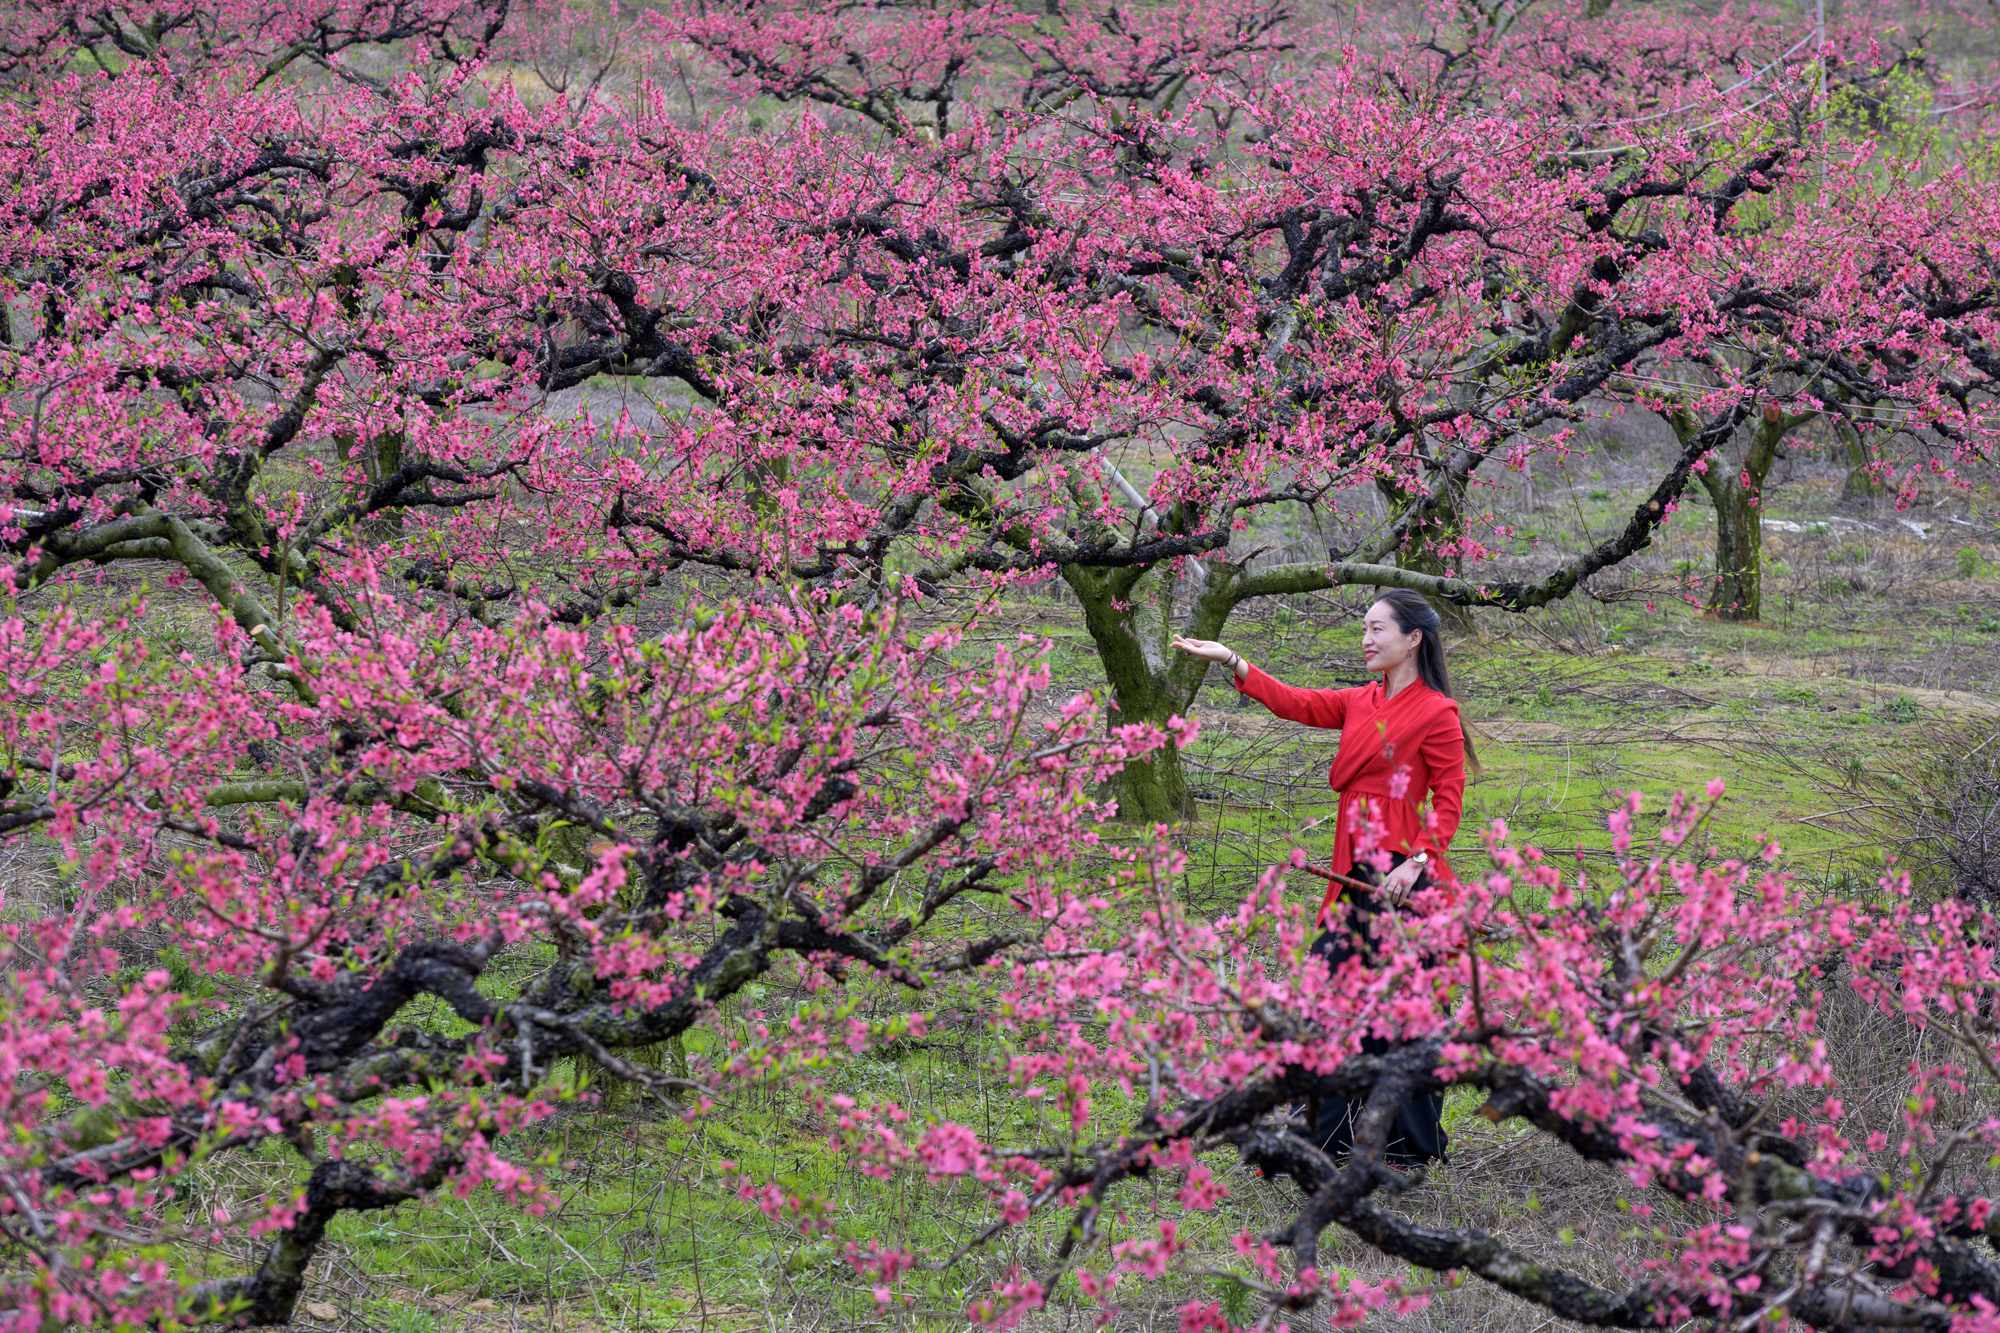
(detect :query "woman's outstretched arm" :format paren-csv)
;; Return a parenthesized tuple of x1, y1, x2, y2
(1167, 636, 1248, 682)
(1169, 637, 1351, 730)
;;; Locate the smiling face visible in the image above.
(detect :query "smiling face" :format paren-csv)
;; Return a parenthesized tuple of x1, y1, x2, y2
(1361, 599, 1422, 677)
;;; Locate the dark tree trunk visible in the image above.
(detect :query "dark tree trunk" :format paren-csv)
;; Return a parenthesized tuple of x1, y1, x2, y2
(338, 429, 407, 538)
(1693, 410, 1801, 622)
(1063, 564, 1191, 823)
(1703, 471, 1765, 620)
(1837, 421, 1889, 507)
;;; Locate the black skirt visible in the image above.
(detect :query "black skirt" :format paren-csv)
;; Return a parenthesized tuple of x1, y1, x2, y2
(1307, 852, 1448, 1168)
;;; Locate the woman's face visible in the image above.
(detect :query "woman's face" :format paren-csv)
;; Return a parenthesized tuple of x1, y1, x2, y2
(1362, 600, 1421, 676)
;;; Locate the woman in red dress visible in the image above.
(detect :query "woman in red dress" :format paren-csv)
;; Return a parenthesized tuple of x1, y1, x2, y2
(1170, 588, 1475, 1168)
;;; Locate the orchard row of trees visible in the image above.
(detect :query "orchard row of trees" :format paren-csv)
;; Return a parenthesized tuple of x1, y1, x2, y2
(5, 0, 1999, 816)
(0, 0, 1998, 1327)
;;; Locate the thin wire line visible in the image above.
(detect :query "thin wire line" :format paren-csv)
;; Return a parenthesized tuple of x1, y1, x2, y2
(1562, 84, 1794, 157)
(1572, 26, 1818, 130)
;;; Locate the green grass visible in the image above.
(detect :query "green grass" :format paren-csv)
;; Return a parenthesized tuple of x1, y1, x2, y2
(178, 1019, 1289, 1331)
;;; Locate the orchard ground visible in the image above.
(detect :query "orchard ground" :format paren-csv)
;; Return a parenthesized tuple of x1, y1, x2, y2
(43, 411, 1990, 1333)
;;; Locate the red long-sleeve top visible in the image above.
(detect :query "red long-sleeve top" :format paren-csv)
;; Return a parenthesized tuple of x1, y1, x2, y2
(1234, 664, 1466, 923)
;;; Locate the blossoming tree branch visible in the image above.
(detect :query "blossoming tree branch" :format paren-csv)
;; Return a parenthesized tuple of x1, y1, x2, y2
(5, 0, 1998, 814)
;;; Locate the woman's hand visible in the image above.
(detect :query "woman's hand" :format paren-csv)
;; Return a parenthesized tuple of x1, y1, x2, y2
(1378, 855, 1426, 907)
(1169, 636, 1247, 681)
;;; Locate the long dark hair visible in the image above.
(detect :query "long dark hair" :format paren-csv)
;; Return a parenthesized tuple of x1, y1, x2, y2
(1373, 588, 1480, 773)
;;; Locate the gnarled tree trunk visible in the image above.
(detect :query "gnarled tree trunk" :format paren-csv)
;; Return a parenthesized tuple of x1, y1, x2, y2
(1703, 473, 1765, 620)
(1063, 562, 1193, 822)
(1688, 408, 1807, 622)
(336, 428, 407, 539)
(1072, 556, 1208, 816)
(1060, 550, 1278, 823)
(1837, 419, 1889, 506)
